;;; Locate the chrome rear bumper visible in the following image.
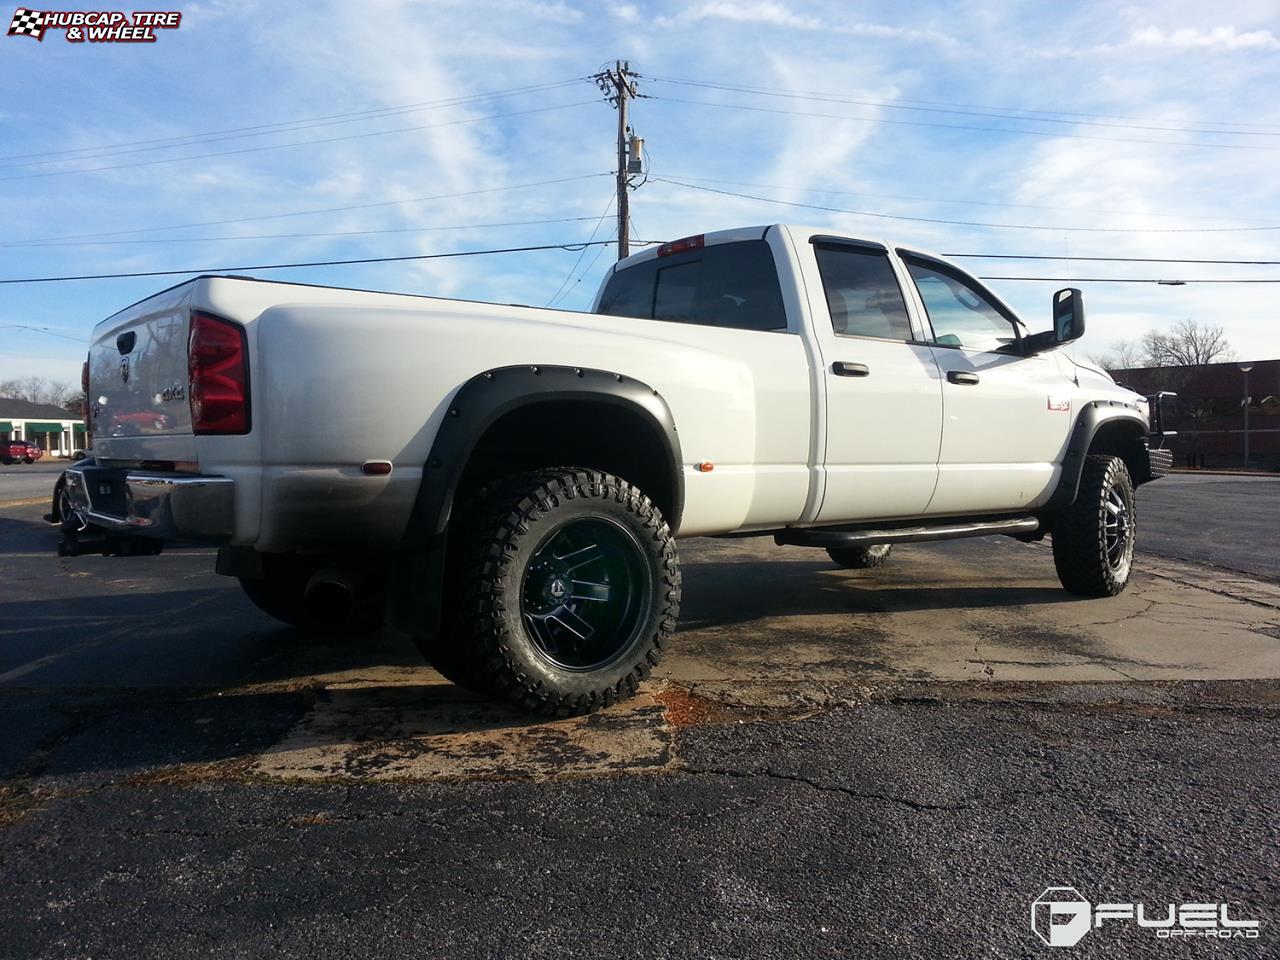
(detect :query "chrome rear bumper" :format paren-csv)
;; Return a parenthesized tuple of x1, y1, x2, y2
(64, 464, 234, 541)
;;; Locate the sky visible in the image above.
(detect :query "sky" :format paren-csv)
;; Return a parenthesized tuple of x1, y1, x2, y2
(2, 0, 1279, 387)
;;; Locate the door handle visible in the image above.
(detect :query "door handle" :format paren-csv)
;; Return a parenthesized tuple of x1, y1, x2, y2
(832, 361, 870, 377)
(947, 370, 980, 385)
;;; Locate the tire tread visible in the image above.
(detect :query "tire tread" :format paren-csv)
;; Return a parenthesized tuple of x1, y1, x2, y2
(429, 467, 680, 716)
(1052, 454, 1135, 597)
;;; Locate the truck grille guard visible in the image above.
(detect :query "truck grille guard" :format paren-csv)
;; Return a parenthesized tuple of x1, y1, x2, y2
(1146, 391, 1177, 449)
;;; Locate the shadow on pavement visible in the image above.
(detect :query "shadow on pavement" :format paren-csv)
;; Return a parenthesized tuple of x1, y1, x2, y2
(681, 557, 1072, 629)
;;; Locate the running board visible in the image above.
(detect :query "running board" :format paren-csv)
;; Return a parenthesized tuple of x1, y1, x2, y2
(775, 516, 1040, 548)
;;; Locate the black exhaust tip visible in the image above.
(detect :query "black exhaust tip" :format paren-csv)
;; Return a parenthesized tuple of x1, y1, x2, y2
(304, 573, 356, 622)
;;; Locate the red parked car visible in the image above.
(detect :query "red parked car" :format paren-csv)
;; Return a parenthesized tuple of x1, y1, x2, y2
(0, 440, 42, 464)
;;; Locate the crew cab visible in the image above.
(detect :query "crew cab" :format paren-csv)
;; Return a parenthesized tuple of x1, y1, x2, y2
(52, 224, 1172, 714)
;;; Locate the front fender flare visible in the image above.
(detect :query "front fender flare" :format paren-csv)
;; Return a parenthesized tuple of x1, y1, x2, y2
(1042, 401, 1147, 512)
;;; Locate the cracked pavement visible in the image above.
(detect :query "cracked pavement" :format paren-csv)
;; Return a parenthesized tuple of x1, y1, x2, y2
(1, 473, 1277, 957)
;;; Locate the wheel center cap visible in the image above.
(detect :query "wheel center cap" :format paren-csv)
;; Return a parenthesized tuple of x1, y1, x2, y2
(548, 578, 567, 600)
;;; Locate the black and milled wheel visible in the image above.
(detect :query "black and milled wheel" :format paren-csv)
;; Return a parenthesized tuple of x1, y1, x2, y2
(422, 468, 680, 716)
(827, 543, 892, 569)
(1052, 454, 1136, 597)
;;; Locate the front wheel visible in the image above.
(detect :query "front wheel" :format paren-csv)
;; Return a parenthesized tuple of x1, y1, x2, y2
(1051, 454, 1136, 597)
(421, 468, 681, 716)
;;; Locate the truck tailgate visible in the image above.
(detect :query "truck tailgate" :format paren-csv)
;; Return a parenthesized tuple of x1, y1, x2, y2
(89, 285, 194, 446)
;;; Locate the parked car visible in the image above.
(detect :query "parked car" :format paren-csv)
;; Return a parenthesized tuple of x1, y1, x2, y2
(1, 439, 40, 464)
(53, 224, 1172, 715)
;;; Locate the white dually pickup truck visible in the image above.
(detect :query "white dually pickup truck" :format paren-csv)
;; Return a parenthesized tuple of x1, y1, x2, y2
(54, 224, 1173, 714)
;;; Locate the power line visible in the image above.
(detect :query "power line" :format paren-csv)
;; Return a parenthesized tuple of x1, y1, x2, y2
(650, 76, 1280, 138)
(546, 196, 615, 307)
(980, 276, 1280, 283)
(661, 173, 1279, 225)
(950, 254, 1280, 265)
(0, 173, 612, 244)
(841, 92, 1280, 131)
(0, 79, 588, 167)
(0, 101, 598, 183)
(651, 95, 1280, 153)
(3, 246, 1272, 294)
(653, 176, 1280, 233)
(0, 240, 655, 285)
(0, 323, 86, 342)
(567, 232, 615, 305)
(2, 216, 608, 249)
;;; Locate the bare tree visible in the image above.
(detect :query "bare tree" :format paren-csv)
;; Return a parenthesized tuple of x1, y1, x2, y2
(0, 376, 75, 407)
(1090, 339, 1145, 374)
(1139, 318, 1235, 367)
(1092, 319, 1234, 372)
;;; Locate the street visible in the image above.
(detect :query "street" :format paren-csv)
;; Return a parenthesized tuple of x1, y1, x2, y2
(0, 460, 66, 504)
(1, 469, 1277, 957)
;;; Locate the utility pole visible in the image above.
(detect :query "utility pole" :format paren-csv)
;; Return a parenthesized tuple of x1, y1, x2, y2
(1240, 364, 1253, 467)
(594, 61, 640, 260)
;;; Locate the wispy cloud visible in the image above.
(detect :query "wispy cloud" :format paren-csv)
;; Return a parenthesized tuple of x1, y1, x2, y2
(525, 1, 586, 25)
(657, 1, 957, 47)
(1128, 25, 1280, 52)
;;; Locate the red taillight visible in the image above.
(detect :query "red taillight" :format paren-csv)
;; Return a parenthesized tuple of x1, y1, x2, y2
(656, 234, 705, 257)
(188, 311, 250, 435)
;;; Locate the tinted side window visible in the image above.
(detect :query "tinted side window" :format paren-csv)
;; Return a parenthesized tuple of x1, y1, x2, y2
(904, 259, 1018, 351)
(597, 240, 788, 332)
(813, 244, 913, 340)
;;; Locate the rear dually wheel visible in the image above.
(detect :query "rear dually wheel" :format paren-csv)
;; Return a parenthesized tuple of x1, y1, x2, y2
(421, 468, 680, 716)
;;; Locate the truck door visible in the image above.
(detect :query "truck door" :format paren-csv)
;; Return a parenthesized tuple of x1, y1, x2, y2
(897, 252, 1072, 515)
(802, 239, 944, 523)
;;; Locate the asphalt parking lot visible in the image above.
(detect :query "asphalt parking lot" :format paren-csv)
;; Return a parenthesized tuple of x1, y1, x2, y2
(1, 467, 1277, 957)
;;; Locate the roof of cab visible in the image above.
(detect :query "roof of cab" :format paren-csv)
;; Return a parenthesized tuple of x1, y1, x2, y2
(608, 224, 955, 274)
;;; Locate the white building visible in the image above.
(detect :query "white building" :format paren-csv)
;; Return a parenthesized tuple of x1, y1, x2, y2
(0, 398, 87, 458)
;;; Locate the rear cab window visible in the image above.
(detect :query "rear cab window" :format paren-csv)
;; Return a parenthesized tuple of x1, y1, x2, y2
(812, 241, 915, 341)
(597, 240, 788, 333)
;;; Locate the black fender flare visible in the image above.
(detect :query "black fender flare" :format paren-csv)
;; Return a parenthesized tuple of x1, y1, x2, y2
(386, 364, 683, 637)
(1041, 401, 1147, 512)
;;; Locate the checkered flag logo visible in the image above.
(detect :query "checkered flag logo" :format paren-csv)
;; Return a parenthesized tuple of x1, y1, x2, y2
(8, 7, 46, 39)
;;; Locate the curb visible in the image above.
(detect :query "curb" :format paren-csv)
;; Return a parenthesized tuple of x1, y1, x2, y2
(1167, 469, 1278, 478)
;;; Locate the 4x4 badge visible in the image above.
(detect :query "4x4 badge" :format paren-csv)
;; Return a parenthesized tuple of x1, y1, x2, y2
(120, 357, 130, 383)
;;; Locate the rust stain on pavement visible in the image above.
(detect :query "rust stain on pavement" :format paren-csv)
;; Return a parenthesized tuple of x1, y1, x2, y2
(253, 680, 675, 783)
